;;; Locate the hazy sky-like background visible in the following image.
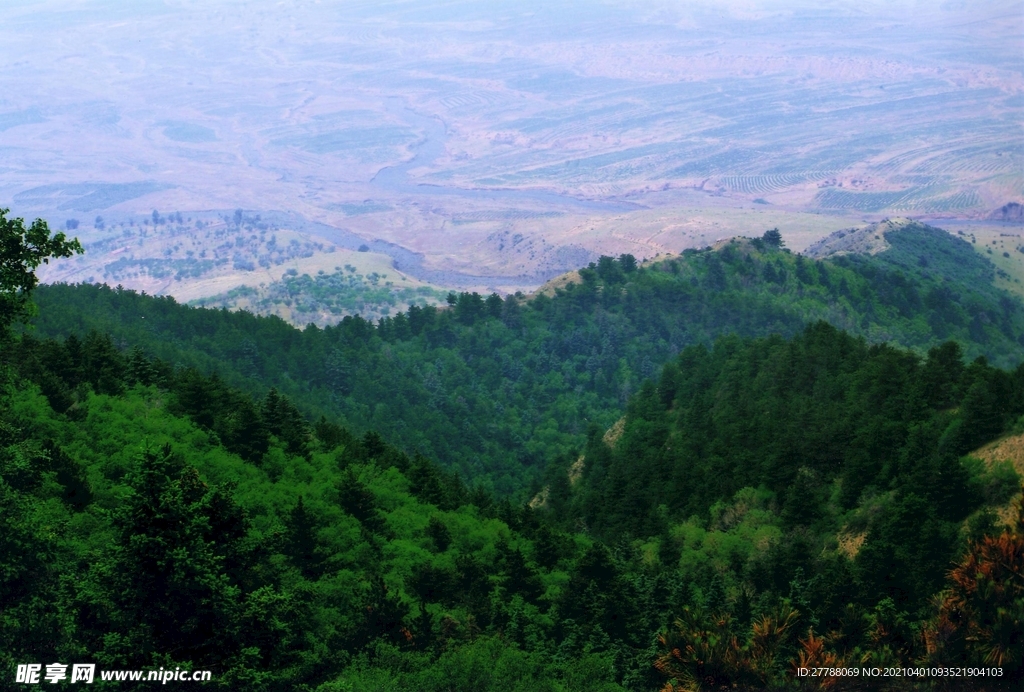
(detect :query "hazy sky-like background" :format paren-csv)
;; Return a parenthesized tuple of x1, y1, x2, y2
(3, 0, 1021, 297)
(3, 0, 1019, 211)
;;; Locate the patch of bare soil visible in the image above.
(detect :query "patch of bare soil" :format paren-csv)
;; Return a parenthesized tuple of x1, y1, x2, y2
(568, 455, 585, 486)
(836, 529, 867, 559)
(603, 417, 626, 448)
(973, 432, 1024, 477)
(531, 270, 582, 298)
(803, 217, 920, 258)
(971, 432, 1024, 528)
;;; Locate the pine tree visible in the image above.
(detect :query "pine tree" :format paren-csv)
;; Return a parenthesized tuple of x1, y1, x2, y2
(313, 415, 352, 451)
(761, 228, 783, 247)
(82, 331, 125, 395)
(335, 467, 386, 535)
(79, 445, 290, 674)
(223, 398, 270, 464)
(283, 497, 325, 580)
(125, 346, 157, 387)
(426, 515, 452, 552)
(497, 541, 542, 602)
(358, 576, 411, 649)
(262, 388, 310, 458)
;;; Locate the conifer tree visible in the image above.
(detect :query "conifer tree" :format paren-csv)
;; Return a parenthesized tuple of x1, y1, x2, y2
(284, 497, 325, 580)
(79, 445, 290, 676)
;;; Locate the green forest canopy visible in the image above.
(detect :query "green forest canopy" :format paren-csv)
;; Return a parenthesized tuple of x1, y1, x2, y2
(4, 317, 1021, 690)
(2, 214, 1022, 689)
(25, 221, 1024, 496)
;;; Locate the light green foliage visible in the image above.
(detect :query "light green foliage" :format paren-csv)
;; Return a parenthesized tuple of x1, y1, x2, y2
(194, 268, 448, 325)
(671, 488, 783, 578)
(321, 638, 623, 692)
(1, 343, 624, 689)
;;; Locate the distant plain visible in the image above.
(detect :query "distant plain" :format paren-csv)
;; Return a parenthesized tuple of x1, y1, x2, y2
(2, 0, 1021, 316)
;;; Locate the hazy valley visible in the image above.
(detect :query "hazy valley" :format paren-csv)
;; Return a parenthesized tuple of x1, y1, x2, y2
(2, 0, 1021, 319)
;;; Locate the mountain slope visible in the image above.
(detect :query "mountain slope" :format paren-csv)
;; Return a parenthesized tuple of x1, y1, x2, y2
(1, 338, 627, 690)
(5, 321, 1021, 691)
(5, 213, 1024, 690)
(26, 221, 1024, 494)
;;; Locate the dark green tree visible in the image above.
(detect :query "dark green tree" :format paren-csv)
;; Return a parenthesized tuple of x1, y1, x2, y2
(762, 227, 783, 247)
(314, 415, 352, 451)
(77, 445, 292, 678)
(426, 515, 452, 552)
(0, 208, 82, 333)
(262, 388, 310, 458)
(284, 497, 325, 580)
(223, 398, 270, 464)
(335, 467, 386, 535)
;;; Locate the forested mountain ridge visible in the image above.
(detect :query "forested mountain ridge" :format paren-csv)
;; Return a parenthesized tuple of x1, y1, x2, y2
(4, 316, 1022, 690)
(559, 323, 1022, 595)
(3, 211, 1022, 690)
(25, 220, 1024, 495)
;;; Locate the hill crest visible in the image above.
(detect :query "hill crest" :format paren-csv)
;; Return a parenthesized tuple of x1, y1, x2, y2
(802, 217, 923, 259)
